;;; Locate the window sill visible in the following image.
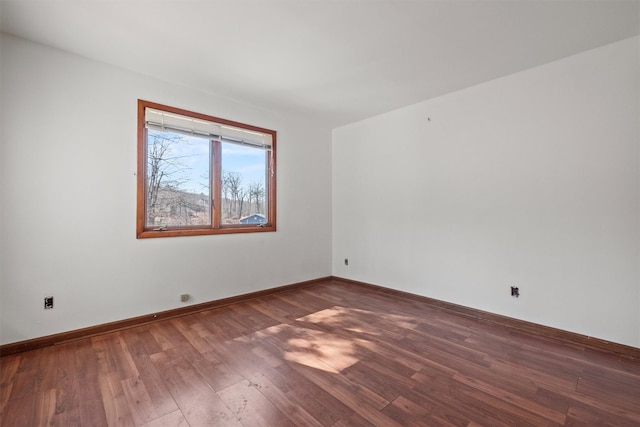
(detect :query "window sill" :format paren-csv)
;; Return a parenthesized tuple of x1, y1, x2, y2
(137, 225, 276, 239)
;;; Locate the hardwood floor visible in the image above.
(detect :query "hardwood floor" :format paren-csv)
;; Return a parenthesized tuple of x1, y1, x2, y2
(1, 279, 639, 426)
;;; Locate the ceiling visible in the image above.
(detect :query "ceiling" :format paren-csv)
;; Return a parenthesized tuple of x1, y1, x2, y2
(1, 1, 639, 128)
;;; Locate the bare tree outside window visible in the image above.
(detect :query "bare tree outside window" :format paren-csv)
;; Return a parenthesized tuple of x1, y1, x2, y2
(146, 132, 210, 228)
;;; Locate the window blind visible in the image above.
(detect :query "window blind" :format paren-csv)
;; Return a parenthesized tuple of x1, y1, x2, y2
(145, 108, 272, 150)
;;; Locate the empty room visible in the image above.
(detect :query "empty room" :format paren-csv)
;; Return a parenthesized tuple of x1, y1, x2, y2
(1, 1, 639, 426)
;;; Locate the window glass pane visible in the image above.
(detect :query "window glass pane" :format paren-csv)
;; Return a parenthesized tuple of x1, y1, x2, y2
(220, 141, 267, 225)
(145, 131, 211, 228)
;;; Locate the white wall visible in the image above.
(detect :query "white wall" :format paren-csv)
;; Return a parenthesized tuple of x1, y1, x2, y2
(0, 34, 332, 345)
(333, 37, 640, 347)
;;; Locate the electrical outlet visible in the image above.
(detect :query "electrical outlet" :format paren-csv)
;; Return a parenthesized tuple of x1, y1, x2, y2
(344, 258, 349, 266)
(180, 294, 190, 302)
(44, 296, 54, 309)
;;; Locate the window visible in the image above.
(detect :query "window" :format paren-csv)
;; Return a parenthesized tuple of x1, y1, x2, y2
(137, 100, 276, 238)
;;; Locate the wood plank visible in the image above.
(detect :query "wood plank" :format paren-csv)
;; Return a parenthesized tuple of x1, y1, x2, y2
(92, 334, 139, 380)
(119, 332, 178, 419)
(0, 355, 20, 414)
(289, 362, 400, 426)
(245, 372, 324, 427)
(35, 388, 57, 426)
(75, 340, 109, 427)
(217, 379, 295, 427)
(51, 342, 83, 426)
(121, 375, 166, 425)
(565, 401, 638, 426)
(192, 357, 244, 392)
(452, 372, 567, 424)
(140, 409, 189, 427)
(5, 349, 43, 402)
(383, 394, 466, 427)
(97, 372, 136, 427)
(170, 317, 225, 355)
(0, 394, 35, 427)
(156, 358, 241, 426)
(270, 363, 353, 425)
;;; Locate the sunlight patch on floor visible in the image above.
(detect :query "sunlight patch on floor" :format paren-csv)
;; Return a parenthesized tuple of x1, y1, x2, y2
(299, 306, 418, 334)
(240, 305, 420, 374)
(284, 329, 359, 373)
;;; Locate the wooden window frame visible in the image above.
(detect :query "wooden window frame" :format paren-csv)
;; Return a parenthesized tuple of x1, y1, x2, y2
(136, 100, 276, 238)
